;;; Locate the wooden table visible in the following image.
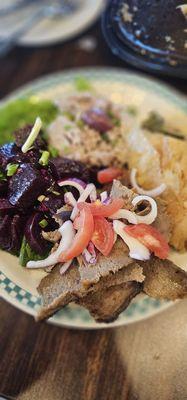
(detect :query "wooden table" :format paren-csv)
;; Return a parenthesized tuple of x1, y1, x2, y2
(0, 19, 187, 400)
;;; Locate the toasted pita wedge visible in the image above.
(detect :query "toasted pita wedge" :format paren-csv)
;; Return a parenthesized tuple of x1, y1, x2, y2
(142, 257, 187, 300)
(37, 241, 144, 321)
(77, 281, 141, 323)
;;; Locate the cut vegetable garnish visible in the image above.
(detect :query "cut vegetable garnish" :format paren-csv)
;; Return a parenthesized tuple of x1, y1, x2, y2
(92, 216, 115, 256)
(39, 151, 50, 166)
(59, 206, 94, 262)
(124, 223, 169, 259)
(39, 219, 48, 229)
(113, 220, 150, 261)
(78, 198, 124, 217)
(27, 221, 75, 268)
(109, 209, 138, 224)
(132, 195, 158, 225)
(97, 167, 123, 184)
(130, 168, 166, 197)
(6, 163, 19, 177)
(70, 183, 97, 220)
(58, 178, 86, 195)
(21, 117, 42, 153)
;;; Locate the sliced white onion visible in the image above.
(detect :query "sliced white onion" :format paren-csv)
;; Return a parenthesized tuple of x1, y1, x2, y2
(60, 260, 73, 275)
(21, 117, 42, 153)
(113, 220, 150, 261)
(58, 178, 86, 196)
(109, 209, 138, 224)
(130, 168, 166, 198)
(132, 195, 158, 225)
(100, 191, 108, 203)
(27, 221, 75, 269)
(64, 192, 77, 207)
(71, 183, 97, 220)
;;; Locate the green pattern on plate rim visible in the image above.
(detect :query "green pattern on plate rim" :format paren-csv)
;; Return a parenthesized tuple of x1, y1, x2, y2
(0, 270, 169, 328)
(0, 68, 186, 329)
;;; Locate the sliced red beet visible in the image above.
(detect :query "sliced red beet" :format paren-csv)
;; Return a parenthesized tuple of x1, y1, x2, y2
(8, 163, 51, 209)
(49, 157, 90, 182)
(25, 212, 57, 255)
(0, 215, 12, 251)
(11, 214, 27, 254)
(0, 180, 8, 196)
(81, 107, 113, 133)
(0, 198, 15, 213)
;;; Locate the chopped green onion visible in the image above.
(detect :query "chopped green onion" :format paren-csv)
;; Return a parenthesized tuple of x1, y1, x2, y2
(63, 111, 75, 121)
(37, 195, 46, 202)
(74, 76, 92, 92)
(48, 145, 59, 158)
(52, 190, 61, 196)
(77, 119, 84, 129)
(64, 124, 72, 131)
(126, 105, 138, 116)
(62, 145, 71, 155)
(22, 116, 42, 153)
(39, 150, 50, 166)
(39, 219, 48, 229)
(6, 163, 19, 177)
(0, 169, 6, 181)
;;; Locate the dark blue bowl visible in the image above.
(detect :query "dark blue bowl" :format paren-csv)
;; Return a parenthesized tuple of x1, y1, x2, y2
(102, 0, 187, 79)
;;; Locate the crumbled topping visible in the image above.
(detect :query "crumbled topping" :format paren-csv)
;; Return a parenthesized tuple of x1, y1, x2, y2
(121, 3, 133, 23)
(135, 30, 141, 38)
(165, 36, 172, 43)
(169, 59, 178, 66)
(168, 44, 175, 51)
(176, 4, 187, 17)
(140, 49, 146, 55)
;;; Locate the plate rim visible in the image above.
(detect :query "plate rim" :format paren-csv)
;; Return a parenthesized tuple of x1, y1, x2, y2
(0, 66, 186, 329)
(1, 67, 186, 111)
(17, 0, 105, 46)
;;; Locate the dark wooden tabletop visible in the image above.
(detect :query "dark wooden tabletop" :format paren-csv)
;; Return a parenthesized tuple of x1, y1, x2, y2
(0, 16, 187, 400)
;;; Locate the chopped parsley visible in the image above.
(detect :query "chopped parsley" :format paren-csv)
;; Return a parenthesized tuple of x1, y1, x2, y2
(77, 119, 84, 129)
(142, 111, 164, 132)
(107, 110, 121, 127)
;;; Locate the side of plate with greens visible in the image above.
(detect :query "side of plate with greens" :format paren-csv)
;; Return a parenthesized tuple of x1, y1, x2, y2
(0, 68, 187, 329)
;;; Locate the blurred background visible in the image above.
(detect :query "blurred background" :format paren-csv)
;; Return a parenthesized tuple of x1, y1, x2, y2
(0, 0, 186, 100)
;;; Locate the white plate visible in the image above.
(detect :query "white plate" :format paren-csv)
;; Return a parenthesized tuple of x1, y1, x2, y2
(0, 0, 105, 46)
(0, 68, 187, 329)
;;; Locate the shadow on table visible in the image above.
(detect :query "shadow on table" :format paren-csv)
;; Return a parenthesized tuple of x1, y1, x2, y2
(114, 299, 187, 400)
